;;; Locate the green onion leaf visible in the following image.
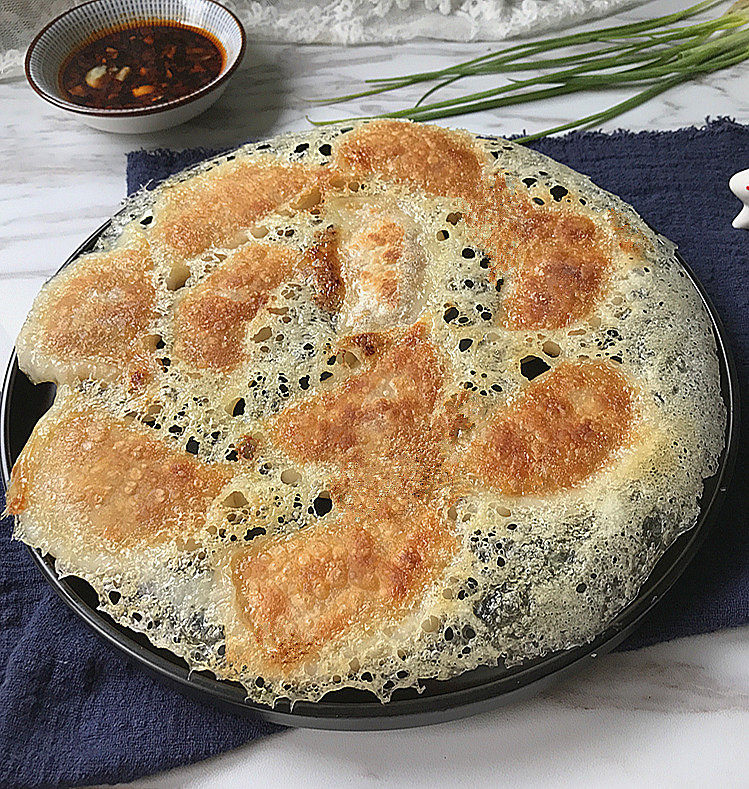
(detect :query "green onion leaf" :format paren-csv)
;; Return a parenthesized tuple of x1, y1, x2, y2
(309, 1, 749, 139)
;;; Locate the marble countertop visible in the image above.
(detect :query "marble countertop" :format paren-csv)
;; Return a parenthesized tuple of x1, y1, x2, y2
(1, 0, 747, 785)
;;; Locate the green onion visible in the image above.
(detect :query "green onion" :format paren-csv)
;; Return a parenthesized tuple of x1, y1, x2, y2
(309, 0, 749, 140)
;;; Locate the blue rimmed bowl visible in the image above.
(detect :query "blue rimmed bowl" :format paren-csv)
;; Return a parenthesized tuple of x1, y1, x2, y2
(25, 0, 246, 134)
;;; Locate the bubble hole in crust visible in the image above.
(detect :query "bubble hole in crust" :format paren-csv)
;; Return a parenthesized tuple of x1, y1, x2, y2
(8, 120, 726, 706)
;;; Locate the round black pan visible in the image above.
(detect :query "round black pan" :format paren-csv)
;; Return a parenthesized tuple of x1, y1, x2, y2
(0, 221, 739, 730)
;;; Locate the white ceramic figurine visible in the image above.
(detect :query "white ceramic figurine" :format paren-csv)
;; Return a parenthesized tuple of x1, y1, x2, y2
(729, 168, 749, 230)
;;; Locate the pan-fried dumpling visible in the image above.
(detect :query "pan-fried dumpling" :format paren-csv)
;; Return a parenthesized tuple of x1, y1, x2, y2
(8, 392, 232, 571)
(15, 238, 158, 387)
(8, 120, 725, 707)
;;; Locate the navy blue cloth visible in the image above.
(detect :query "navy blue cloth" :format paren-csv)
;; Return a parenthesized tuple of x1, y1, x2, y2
(1, 120, 746, 788)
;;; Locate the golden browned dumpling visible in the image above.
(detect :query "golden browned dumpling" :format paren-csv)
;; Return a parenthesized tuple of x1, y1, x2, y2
(15, 237, 159, 387)
(8, 121, 725, 706)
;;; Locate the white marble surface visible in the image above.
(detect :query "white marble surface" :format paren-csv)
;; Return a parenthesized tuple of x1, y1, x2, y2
(1, 0, 747, 785)
(127, 628, 749, 788)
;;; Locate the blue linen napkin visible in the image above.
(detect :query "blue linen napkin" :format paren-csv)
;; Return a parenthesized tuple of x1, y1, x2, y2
(1, 119, 746, 788)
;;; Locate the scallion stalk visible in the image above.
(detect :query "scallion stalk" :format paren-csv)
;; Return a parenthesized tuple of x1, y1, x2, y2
(309, 0, 749, 139)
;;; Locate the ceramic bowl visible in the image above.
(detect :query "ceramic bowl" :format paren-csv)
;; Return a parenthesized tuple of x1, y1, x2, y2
(25, 0, 245, 134)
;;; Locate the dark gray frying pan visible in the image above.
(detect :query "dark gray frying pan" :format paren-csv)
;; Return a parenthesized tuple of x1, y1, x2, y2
(0, 220, 739, 730)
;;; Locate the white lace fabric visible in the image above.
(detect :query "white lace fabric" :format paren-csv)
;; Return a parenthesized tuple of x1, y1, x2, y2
(1, 0, 641, 78)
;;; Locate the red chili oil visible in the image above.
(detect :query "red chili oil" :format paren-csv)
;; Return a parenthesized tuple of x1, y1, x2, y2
(59, 22, 225, 110)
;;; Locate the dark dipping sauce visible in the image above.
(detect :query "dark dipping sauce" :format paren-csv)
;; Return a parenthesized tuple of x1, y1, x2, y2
(59, 22, 224, 110)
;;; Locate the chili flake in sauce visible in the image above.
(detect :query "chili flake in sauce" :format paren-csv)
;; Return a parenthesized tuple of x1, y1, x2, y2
(59, 23, 224, 110)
